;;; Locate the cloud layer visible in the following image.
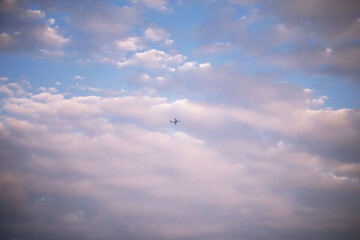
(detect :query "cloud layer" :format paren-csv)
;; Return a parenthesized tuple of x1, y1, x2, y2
(1, 69, 360, 239)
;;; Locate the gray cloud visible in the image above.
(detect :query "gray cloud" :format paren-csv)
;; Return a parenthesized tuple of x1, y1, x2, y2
(196, 0, 360, 80)
(265, 0, 360, 37)
(0, 0, 143, 59)
(0, 0, 69, 53)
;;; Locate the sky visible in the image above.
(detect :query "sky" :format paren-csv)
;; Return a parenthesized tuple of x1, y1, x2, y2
(0, 0, 360, 239)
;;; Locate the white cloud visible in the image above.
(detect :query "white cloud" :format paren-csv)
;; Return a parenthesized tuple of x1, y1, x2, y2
(140, 73, 151, 82)
(37, 86, 47, 92)
(178, 61, 211, 71)
(36, 87, 57, 94)
(48, 87, 58, 94)
(47, 18, 56, 26)
(73, 84, 125, 96)
(0, 77, 9, 82)
(310, 95, 328, 108)
(144, 27, 169, 42)
(199, 63, 211, 68)
(31, 92, 64, 102)
(275, 23, 292, 37)
(156, 76, 166, 83)
(0, 85, 14, 96)
(39, 49, 67, 58)
(117, 49, 185, 69)
(164, 38, 174, 45)
(40, 26, 69, 48)
(23, 9, 45, 19)
(74, 75, 85, 80)
(0, 81, 29, 97)
(178, 61, 198, 71)
(303, 88, 312, 94)
(133, 0, 169, 11)
(114, 36, 144, 51)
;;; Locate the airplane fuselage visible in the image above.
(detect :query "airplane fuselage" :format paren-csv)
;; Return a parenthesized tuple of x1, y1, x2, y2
(170, 118, 180, 125)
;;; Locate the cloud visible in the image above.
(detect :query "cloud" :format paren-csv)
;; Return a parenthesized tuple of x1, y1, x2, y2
(36, 87, 58, 94)
(20, 0, 141, 59)
(0, 0, 175, 66)
(0, 80, 30, 97)
(133, 0, 170, 11)
(197, 1, 360, 80)
(23, 8, 45, 18)
(74, 75, 85, 80)
(114, 36, 144, 51)
(0, 32, 14, 49)
(0, 0, 69, 53)
(73, 84, 125, 96)
(110, 27, 172, 61)
(177, 61, 211, 72)
(0, 83, 359, 239)
(39, 49, 67, 58)
(31, 92, 63, 102)
(0, 85, 14, 96)
(310, 95, 328, 108)
(144, 27, 170, 42)
(264, 0, 360, 37)
(261, 1, 360, 79)
(40, 25, 69, 47)
(195, 42, 234, 55)
(68, 3, 139, 40)
(117, 49, 185, 70)
(154, 62, 360, 163)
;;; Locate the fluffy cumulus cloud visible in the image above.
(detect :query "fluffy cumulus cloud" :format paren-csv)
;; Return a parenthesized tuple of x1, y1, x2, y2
(144, 27, 170, 42)
(1, 65, 360, 239)
(114, 36, 144, 52)
(1, 0, 360, 239)
(117, 49, 185, 70)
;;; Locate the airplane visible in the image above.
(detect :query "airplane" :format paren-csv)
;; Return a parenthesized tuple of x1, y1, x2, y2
(170, 118, 180, 125)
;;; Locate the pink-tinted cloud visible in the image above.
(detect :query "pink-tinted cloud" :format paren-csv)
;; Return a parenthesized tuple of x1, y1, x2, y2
(0, 79, 359, 238)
